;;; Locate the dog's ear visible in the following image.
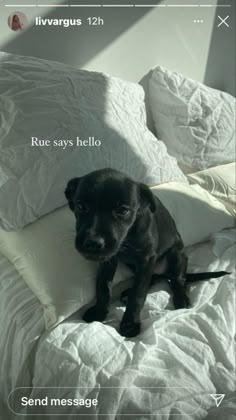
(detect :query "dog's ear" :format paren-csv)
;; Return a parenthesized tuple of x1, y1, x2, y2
(65, 178, 80, 211)
(138, 183, 156, 213)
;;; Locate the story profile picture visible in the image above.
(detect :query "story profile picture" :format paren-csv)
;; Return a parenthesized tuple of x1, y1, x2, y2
(8, 11, 28, 31)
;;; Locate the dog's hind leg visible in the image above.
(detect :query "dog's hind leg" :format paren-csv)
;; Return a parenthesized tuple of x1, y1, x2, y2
(120, 287, 132, 305)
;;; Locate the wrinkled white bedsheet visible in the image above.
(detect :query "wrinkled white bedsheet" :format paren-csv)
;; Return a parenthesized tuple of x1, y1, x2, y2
(0, 229, 235, 420)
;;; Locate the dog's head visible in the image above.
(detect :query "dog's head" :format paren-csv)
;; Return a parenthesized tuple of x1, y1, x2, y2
(65, 168, 156, 261)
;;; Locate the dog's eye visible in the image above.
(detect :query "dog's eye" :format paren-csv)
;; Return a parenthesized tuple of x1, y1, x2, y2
(115, 206, 130, 216)
(76, 201, 89, 213)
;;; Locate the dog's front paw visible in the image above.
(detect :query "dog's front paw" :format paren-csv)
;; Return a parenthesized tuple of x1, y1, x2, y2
(83, 305, 107, 323)
(119, 319, 141, 337)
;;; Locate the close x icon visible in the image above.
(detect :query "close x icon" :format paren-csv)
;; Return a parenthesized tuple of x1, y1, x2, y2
(217, 15, 230, 27)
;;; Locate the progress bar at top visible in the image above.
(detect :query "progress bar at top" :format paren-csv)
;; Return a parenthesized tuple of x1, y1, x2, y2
(4, 3, 232, 7)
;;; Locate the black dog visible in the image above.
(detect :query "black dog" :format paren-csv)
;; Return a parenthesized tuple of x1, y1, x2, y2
(65, 168, 228, 337)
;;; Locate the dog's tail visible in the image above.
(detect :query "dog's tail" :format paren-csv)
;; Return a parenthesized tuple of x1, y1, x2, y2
(185, 271, 230, 282)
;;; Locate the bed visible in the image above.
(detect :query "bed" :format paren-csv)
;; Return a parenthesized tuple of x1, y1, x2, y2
(0, 229, 235, 419)
(0, 52, 235, 420)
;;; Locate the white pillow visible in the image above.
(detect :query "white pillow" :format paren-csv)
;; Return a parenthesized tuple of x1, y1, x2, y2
(151, 182, 234, 246)
(0, 206, 132, 329)
(0, 53, 186, 231)
(187, 163, 236, 217)
(148, 66, 236, 171)
(0, 183, 233, 329)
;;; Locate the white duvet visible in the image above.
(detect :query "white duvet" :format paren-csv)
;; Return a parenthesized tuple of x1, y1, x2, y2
(0, 229, 235, 420)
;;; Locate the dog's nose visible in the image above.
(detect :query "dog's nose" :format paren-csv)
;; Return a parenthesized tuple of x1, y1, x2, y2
(84, 237, 105, 252)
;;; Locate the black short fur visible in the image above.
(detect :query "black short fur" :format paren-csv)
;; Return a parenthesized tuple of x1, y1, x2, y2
(65, 168, 229, 337)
